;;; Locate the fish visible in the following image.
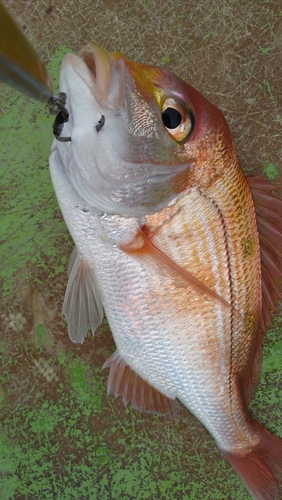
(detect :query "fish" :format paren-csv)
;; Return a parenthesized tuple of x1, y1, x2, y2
(49, 43, 282, 499)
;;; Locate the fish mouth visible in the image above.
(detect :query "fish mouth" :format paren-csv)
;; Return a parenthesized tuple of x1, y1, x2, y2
(77, 43, 112, 102)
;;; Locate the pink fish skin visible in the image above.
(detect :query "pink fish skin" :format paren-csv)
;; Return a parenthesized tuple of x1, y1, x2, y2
(49, 43, 282, 499)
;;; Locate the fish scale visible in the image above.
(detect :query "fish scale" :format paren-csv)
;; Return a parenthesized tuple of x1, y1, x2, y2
(92, 185, 245, 442)
(205, 165, 261, 365)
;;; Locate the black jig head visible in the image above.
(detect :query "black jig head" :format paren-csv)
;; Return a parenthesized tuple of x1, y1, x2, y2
(48, 92, 71, 142)
(48, 93, 105, 142)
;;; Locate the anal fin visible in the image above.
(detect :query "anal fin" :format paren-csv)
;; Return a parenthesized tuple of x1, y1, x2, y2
(103, 350, 180, 418)
(62, 246, 104, 343)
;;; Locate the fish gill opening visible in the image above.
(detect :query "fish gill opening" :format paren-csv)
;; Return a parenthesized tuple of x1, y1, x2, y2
(200, 191, 239, 430)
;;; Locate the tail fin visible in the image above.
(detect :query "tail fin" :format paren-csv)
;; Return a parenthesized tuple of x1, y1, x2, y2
(222, 422, 282, 500)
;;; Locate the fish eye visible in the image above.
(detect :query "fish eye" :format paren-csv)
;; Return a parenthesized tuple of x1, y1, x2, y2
(161, 98, 194, 142)
(162, 107, 182, 129)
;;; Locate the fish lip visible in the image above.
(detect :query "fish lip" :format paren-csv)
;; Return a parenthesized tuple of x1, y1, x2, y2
(77, 42, 112, 101)
(57, 44, 120, 149)
(59, 44, 123, 136)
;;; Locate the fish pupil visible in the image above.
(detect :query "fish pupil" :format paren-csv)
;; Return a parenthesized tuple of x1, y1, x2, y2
(162, 107, 182, 129)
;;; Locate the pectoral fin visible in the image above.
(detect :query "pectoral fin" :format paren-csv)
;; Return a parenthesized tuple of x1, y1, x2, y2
(120, 228, 233, 313)
(62, 247, 104, 343)
(103, 350, 180, 417)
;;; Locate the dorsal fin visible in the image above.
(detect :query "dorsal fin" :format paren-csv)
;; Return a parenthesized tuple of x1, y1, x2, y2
(244, 176, 282, 399)
(62, 246, 104, 343)
(247, 176, 282, 331)
(103, 350, 180, 417)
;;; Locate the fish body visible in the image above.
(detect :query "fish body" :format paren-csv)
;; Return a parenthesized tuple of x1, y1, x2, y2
(50, 44, 282, 499)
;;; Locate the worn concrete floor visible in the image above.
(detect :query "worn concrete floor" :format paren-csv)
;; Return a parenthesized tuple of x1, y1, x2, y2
(0, 0, 281, 499)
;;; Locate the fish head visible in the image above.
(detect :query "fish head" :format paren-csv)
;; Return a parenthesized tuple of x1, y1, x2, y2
(54, 42, 235, 217)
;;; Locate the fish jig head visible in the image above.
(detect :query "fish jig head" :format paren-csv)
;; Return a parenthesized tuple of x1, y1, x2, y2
(50, 95, 105, 143)
(48, 92, 71, 142)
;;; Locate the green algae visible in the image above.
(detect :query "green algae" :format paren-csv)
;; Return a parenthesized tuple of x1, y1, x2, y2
(0, 343, 107, 499)
(263, 162, 279, 180)
(36, 323, 51, 348)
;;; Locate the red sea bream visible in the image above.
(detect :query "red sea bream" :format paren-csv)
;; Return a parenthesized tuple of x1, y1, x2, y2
(49, 43, 282, 499)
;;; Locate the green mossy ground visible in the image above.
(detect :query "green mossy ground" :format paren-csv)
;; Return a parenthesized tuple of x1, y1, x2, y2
(0, 1, 282, 497)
